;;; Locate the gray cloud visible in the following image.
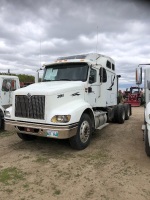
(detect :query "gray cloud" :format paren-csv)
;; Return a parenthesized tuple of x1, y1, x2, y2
(0, 0, 150, 89)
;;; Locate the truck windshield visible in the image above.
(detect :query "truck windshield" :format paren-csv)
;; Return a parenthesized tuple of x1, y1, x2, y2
(131, 88, 139, 94)
(42, 63, 89, 82)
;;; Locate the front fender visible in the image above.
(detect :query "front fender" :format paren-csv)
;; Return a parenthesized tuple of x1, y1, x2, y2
(47, 99, 93, 125)
(146, 123, 150, 146)
(145, 102, 150, 145)
(145, 102, 150, 124)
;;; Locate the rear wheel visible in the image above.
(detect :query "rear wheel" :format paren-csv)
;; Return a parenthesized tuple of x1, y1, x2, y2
(17, 133, 36, 141)
(124, 104, 130, 120)
(69, 114, 92, 150)
(112, 105, 118, 123)
(117, 104, 125, 124)
(145, 125, 150, 157)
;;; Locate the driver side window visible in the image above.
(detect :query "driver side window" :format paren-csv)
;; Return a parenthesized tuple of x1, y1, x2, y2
(2, 79, 16, 92)
(89, 68, 97, 84)
(2, 79, 10, 92)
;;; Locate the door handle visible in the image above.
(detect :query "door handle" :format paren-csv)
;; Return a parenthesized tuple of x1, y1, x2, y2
(88, 87, 92, 93)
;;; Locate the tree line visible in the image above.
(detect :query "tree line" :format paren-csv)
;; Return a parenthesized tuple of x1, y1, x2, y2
(0, 73, 35, 82)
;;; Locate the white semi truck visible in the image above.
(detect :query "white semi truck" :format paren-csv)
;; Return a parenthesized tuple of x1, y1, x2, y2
(136, 65, 150, 156)
(0, 75, 20, 128)
(4, 53, 131, 149)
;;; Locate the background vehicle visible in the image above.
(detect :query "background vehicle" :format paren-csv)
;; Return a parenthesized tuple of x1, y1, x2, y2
(136, 65, 150, 156)
(0, 75, 20, 128)
(20, 81, 34, 88)
(5, 53, 131, 150)
(124, 86, 144, 107)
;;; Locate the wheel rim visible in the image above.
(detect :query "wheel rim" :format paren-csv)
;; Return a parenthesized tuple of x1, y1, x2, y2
(79, 120, 90, 143)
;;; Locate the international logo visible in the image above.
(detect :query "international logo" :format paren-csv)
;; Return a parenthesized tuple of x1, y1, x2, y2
(27, 93, 32, 98)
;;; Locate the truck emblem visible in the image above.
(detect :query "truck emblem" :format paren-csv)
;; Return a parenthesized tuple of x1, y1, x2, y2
(57, 94, 64, 98)
(107, 76, 115, 91)
(27, 93, 31, 98)
(72, 92, 80, 96)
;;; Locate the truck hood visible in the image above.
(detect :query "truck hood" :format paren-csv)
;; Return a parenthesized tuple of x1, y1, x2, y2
(15, 81, 85, 96)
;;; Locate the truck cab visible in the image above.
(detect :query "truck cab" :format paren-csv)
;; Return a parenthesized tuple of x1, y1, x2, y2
(136, 66, 150, 156)
(5, 53, 131, 149)
(43, 54, 117, 107)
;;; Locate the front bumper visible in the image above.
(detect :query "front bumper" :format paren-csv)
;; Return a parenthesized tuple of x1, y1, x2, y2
(5, 119, 78, 139)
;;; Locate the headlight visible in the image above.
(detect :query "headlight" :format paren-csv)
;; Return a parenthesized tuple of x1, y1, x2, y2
(5, 111, 11, 118)
(51, 115, 71, 123)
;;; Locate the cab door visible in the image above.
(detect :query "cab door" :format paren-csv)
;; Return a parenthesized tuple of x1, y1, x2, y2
(0, 78, 17, 108)
(86, 67, 100, 107)
(106, 71, 117, 106)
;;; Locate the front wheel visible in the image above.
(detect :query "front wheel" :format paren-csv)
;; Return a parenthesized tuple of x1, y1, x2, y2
(69, 114, 92, 150)
(17, 133, 37, 141)
(145, 125, 150, 157)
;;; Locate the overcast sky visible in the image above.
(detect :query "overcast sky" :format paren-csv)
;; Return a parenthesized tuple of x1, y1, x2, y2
(0, 0, 150, 89)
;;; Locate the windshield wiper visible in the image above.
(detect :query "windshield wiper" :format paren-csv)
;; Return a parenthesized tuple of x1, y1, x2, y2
(43, 80, 55, 82)
(57, 79, 71, 81)
(72, 79, 83, 81)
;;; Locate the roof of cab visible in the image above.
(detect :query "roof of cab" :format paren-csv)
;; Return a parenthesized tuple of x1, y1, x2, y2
(0, 75, 19, 79)
(56, 53, 114, 62)
(44, 53, 115, 67)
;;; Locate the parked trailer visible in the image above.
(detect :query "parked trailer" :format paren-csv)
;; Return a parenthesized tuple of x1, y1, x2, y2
(4, 53, 131, 150)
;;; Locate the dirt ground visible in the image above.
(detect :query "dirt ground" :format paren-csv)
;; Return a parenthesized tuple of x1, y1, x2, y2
(0, 107, 150, 200)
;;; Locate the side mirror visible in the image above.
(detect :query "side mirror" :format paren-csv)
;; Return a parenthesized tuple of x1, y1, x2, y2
(35, 71, 39, 83)
(89, 76, 95, 84)
(136, 67, 142, 85)
(6, 81, 11, 90)
(35, 68, 43, 83)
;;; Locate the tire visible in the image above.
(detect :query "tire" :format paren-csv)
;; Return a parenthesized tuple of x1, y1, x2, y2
(69, 114, 92, 150)
(0, 110, 4, 129)
(124, 104, 130, 120)
(17, 133, 36, 141)
(145, 125, 150, 157)
(112, 105, 118, 123)
(117, 104, 125, 124)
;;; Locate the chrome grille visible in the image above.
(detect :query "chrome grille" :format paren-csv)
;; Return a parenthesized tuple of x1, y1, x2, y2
(15, 95, 45, 119)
